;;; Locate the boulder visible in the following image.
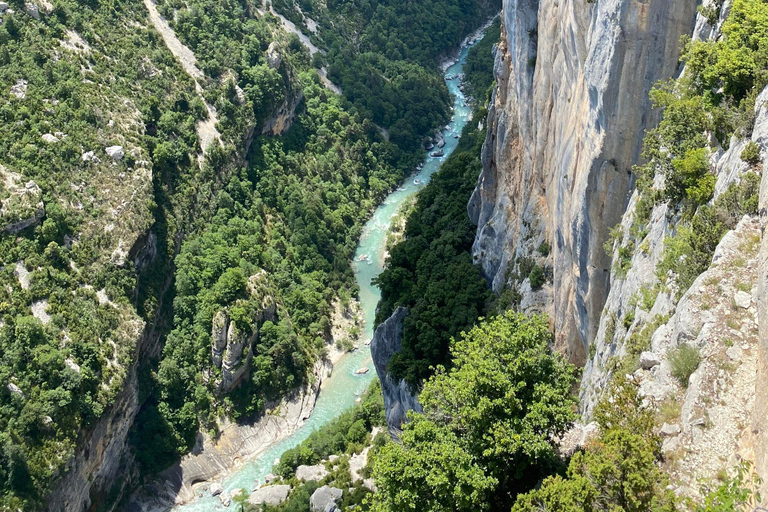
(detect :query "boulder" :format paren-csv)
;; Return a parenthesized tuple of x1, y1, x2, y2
(639, 351, 661, 370)
(437, 139, 446, 148)
(734, 290, 751, 309)
(310, 486, 343, 512)
(41, 133, 59, 144)
(295, 464, 329, 482)
(264, 473, 277, 484)
(105, 145, 125, 161)
(7, 383, 23, 397)
(210, 482, 223, 496)
(219, 491, 231, 507)
(0, 3, 9, 14)
(249, 485, 290, 506)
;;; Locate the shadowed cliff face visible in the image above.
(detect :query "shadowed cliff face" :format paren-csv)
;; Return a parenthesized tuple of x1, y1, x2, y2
(370, 308, 422, 436)
(470, 0, 698, 363)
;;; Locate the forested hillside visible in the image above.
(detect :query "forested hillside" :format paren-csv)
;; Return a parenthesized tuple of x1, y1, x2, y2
(0, 0, 501, 509)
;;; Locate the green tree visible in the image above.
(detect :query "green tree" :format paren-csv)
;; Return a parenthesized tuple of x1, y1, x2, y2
(373, 312, 577, 511)
(512, 379, 676, 512)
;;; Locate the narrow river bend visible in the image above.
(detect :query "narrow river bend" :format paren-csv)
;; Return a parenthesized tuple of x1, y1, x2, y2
(172, 38, 478, 512)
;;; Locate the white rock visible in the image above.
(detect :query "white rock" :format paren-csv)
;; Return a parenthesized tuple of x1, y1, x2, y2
(264, 473, 277, 484)
(660, 423, 681, 437)
(7, 383, 23, 397)
(210, 482, 223, 496)
(734, 291, 751, 309)
(639, 351, 661, 370)
(0, 3, 8, 14)
(41, 133, 60, 144)
(295, 464, 329, 482)
(249, 485, 290, 506)
(219, 491, 231, 507)
(105, 145, 125, 161)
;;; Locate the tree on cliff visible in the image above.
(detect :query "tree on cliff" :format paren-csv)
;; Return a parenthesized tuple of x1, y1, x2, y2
(371, 312, 577, 511)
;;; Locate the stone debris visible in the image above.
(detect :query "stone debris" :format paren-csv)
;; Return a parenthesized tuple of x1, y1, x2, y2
(725, 345, 743, 362)
(82, 151, 101, 163)
(10, 80, 27, 99)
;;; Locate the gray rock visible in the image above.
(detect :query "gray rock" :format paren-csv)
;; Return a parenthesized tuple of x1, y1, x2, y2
(309, 486, 343, 512)
(41, 133, 59, 144)
(639, 351, 661, 370)
(249, 485, 290, 506)
(0, 3, 9, 14)
(660, 423, 681, 437)
(370, 307, 422, 435)
(734, 290, 751, 309)
(295, 464, 329, 482)
(25, 1, 39, 19)
(264, 473, 277, 484)
(105, 145, 124, 161)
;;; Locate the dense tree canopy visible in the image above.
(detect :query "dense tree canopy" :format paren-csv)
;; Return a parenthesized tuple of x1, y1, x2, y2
(372, 312, 577, 511)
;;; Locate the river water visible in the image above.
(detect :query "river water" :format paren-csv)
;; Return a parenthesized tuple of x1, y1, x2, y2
(172, 38, 477, 512)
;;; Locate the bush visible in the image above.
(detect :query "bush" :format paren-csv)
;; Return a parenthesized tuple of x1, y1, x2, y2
(741, 141, 761, 166)
(668, 344, 702, 388)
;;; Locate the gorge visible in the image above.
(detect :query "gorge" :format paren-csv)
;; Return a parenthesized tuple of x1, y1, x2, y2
(2, 0, 768, 510)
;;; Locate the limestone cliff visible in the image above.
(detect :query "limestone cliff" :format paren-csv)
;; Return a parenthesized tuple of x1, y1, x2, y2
(470, 0, 698, 362)
(370, 307, 422, 436)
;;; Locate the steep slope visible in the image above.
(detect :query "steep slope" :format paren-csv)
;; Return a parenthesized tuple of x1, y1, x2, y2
(469, 0, 698, 362)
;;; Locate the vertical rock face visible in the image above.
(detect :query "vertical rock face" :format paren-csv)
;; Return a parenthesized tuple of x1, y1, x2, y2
(211, 271, 277, 394)
(470, 0, 698, 362)
(370, 307, 422, 435)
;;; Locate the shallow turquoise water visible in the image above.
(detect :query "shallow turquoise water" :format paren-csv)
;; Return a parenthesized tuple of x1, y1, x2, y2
(172, 41, 476, 512)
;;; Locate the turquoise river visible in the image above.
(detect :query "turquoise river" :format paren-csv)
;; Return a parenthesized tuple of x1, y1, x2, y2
(172, 33, 481, 512)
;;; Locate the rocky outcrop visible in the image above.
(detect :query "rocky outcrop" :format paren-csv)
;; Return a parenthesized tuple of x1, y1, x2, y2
(1, 165, 44, 233)
(370, 307, 422, 435)
(211, 271, 277, 394)
(470, 0, 698, 362)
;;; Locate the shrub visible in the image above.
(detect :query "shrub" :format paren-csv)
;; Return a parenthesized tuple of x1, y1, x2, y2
(529, 265, 545, 290)
(740, 141, 761, 166)
(668, 344, 702, 388)
(537, 241, 551, 257)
